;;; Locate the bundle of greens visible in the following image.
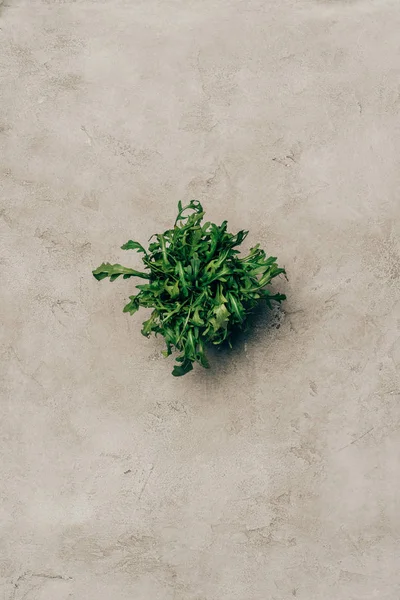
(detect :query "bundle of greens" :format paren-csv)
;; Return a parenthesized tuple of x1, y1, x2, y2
(93, 200, 286, 376)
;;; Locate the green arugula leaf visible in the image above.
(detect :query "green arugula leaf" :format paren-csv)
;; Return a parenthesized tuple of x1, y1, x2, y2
(210, 304, 230, 332)
(123, 295, 140, 315)
(164, 280, 180, 299)
(172, 358, 194, 377)
(141, 313, 158, 337)
(121, 240, 147, 253)
(191, 307, 205, 326)
(227, 292, 245, 322)
(92, 262, 150, 281)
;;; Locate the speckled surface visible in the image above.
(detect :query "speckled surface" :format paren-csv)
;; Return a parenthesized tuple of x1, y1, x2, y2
(1, 1, 400, 598)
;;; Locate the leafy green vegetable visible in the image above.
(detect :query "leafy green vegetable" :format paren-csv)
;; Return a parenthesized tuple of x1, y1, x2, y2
(92, 200, 286, 376)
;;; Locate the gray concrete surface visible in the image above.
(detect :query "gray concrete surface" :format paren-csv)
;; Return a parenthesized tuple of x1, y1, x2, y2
(1, 0, 400, 598)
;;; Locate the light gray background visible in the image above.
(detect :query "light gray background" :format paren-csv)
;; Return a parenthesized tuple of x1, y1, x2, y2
(1, 1, 400, 599)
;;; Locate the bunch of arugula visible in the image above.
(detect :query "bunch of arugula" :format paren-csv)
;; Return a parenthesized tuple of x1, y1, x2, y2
(93, 200, 286, 376)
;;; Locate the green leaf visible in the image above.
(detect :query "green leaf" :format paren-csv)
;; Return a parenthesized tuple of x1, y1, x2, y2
(162, 341, 173, 357)
(157, 234, 169, 265)
(197, 348, 210, 369)
(258, 267, 285, 287)
(164, 280, 180, 298)
(172, 358, 194, 377)
(162, 325, 178, 346)
(121, 240, 147, 253)
(261, 291, 287, 304)
(123, 295, 140, 315)
(210, 304, 230, 332)
(248, 264, 272, 276)
(92, 262, 150, 281)
(227, 292, 245, 322)
(191, 307, 204, 326)
(185, 328, 197, 358)
(190, 254, 201, 280)
(230, 229, 249, 248)
(141, 315, 157, 337)
(175, 261, 189, 296)
(215, 282, 228, 304)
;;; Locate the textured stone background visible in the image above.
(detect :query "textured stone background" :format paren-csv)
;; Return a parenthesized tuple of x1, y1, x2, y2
(1, 0, 400, 598)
